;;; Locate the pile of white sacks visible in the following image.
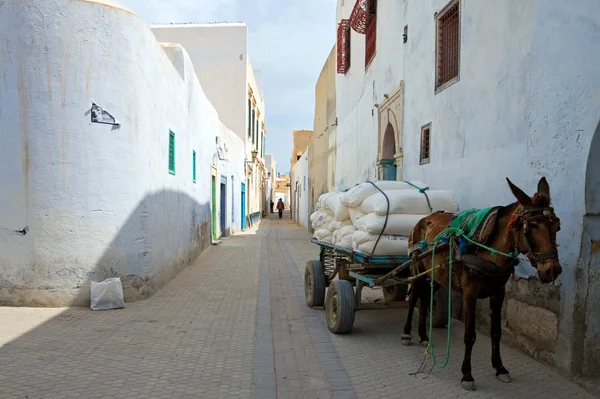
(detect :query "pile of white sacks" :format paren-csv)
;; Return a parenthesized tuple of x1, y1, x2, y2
(311, 181, 457, 256)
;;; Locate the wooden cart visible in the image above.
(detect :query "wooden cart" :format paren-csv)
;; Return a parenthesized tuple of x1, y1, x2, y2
(305, 239, 449, 334)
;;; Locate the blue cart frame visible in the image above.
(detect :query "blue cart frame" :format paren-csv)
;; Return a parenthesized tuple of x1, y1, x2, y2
(305, 239, 448, 334)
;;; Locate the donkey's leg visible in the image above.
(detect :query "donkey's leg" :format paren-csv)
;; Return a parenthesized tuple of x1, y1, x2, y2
(417, 278, 431, 345)
(461, 291, 478, 391)
(401, 280, 419, 346)
(490, 287, 511, 382)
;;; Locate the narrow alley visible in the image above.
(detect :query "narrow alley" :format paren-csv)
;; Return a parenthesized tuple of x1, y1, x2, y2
(0, 214, 592, 399)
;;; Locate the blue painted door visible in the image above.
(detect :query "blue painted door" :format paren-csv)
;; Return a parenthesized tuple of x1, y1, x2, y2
(241, 183, 247, 230)
(381, 160, 397, 181)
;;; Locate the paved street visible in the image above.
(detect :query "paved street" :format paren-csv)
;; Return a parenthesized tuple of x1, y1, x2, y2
(0, 214, 595, 399)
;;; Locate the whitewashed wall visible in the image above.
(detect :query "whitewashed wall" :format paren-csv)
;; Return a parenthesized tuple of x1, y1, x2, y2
(217, 122, 246, 236)
(151, 23, 248, 141)
(0, 0, 243, 306)
(292, 149, 310, 230)
(335, 0, 407, 189)
(151, 25, 267, 222)
(333, 0, 600, 377)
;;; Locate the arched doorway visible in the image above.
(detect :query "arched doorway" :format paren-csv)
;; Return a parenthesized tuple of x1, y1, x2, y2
(580, 119, 600, 377)
(381, 122, 396, 180)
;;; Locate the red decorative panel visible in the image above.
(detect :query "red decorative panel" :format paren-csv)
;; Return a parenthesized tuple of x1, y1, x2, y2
(349, 0, 376, 34)
(437, 1, 460, 87)
(365, 12, 376, 68)
(337, 19, 351, 74)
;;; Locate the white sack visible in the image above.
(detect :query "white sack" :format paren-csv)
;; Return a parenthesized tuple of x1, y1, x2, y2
(312, 214, 334, 229)
(340, 180, 429, 207)
(353, 213, 427, 236)
(329, 218, 352, 232)
(314, 228, 333, 243)
(90, 277, 125, 311)
(323, 192, 350, 220)
(359, 190, 457, 216)
(310, 210, 325, 223)
(352, 231, 409, 256)
(334, 225, 356, 249)
(348, 207, 366, 223)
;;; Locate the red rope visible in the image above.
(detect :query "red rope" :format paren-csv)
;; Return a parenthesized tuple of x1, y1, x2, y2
(508, 213, 519, 231)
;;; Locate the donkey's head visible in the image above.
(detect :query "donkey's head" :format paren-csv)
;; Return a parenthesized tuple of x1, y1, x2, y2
(506, 177, 562, 283)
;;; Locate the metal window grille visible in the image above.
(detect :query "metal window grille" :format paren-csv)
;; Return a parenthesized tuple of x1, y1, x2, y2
(192, 150, 196, 183)
(247, 99, 251, 137)
(168, 130, 176, 174)
(251, 110, 255, 143)
(349, 0, 376, 34)
(365, 9, 376, 68)
(337, 19, 351, 74)
(436, 1, 460, 89)
(420, 125, 431, 164)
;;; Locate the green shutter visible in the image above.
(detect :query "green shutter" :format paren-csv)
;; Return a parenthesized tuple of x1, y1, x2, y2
(192, 150, 196, 183)
(168, 130, 176, 175)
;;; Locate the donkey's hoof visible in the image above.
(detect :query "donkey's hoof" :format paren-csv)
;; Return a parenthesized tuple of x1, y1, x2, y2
(420, 340, 429, 347)
(496, 373, 512, 383)
(400, 334, 412, 346)
(461, 381, 476, 391)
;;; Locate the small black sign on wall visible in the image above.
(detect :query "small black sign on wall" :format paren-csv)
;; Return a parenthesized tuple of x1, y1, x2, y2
(91, 102, 121, 126)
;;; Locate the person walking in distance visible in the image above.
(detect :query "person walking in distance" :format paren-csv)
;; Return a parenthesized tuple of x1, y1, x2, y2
(276, 198, 285, 219)
(270, 200, 274, 214)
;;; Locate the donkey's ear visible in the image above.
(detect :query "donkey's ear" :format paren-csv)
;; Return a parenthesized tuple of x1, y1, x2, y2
(506, 177, 532, 206)
(537, 176, 550, 197)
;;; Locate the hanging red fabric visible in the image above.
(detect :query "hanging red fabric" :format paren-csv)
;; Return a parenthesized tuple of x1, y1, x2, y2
(349, 0, 376, 35)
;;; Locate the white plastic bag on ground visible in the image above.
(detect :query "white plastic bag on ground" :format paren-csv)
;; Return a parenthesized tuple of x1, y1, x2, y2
(352, 231, 409, 256)
(334, 225, 356, 249)
(90, 277, 125, 311)
(340, 180, 429, 207)
(323, 192, 350, 221)
(353, 213, 427, 236)
(348, 207, 366, 223)
(359, 190, 457, 216)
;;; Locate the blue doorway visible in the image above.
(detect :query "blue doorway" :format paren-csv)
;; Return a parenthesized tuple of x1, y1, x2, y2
(381, 159, 397, 181)
(241, 183, 247, 230)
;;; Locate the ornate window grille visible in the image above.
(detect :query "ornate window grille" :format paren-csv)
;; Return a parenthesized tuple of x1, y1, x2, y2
(337, 19, 351, 74)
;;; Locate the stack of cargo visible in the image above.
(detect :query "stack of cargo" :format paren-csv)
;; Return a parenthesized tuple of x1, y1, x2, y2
(311, 181, 457, 255)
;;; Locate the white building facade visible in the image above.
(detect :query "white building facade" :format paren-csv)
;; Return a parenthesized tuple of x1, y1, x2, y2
(151, 23, 269, 230)
(0, 0, 245, 306)
(291, 148, 310, 231)
(334, 0, 600, 381)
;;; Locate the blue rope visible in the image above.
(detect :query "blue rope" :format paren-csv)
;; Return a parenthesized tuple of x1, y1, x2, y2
(403, 181, 433, 213)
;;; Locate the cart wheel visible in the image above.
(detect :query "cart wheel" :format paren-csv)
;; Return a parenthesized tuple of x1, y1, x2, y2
(431, 286, 449, 328)
(305, 260, 326, 308)
(325, 280, 355, 334)
(382, 284, 409, 302)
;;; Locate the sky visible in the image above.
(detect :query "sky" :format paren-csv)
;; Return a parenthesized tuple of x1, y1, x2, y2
(119, 0, 338, 175)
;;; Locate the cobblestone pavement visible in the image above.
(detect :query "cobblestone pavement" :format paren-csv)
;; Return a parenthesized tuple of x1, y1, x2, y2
(0, 214, 596, 399)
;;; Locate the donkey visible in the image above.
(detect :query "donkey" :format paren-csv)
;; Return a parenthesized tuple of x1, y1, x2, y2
(402, 177, 561, 391)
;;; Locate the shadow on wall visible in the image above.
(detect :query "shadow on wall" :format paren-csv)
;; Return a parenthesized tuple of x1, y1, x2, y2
(72, 190, 212, 306)
(0, 190, 212, 307)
